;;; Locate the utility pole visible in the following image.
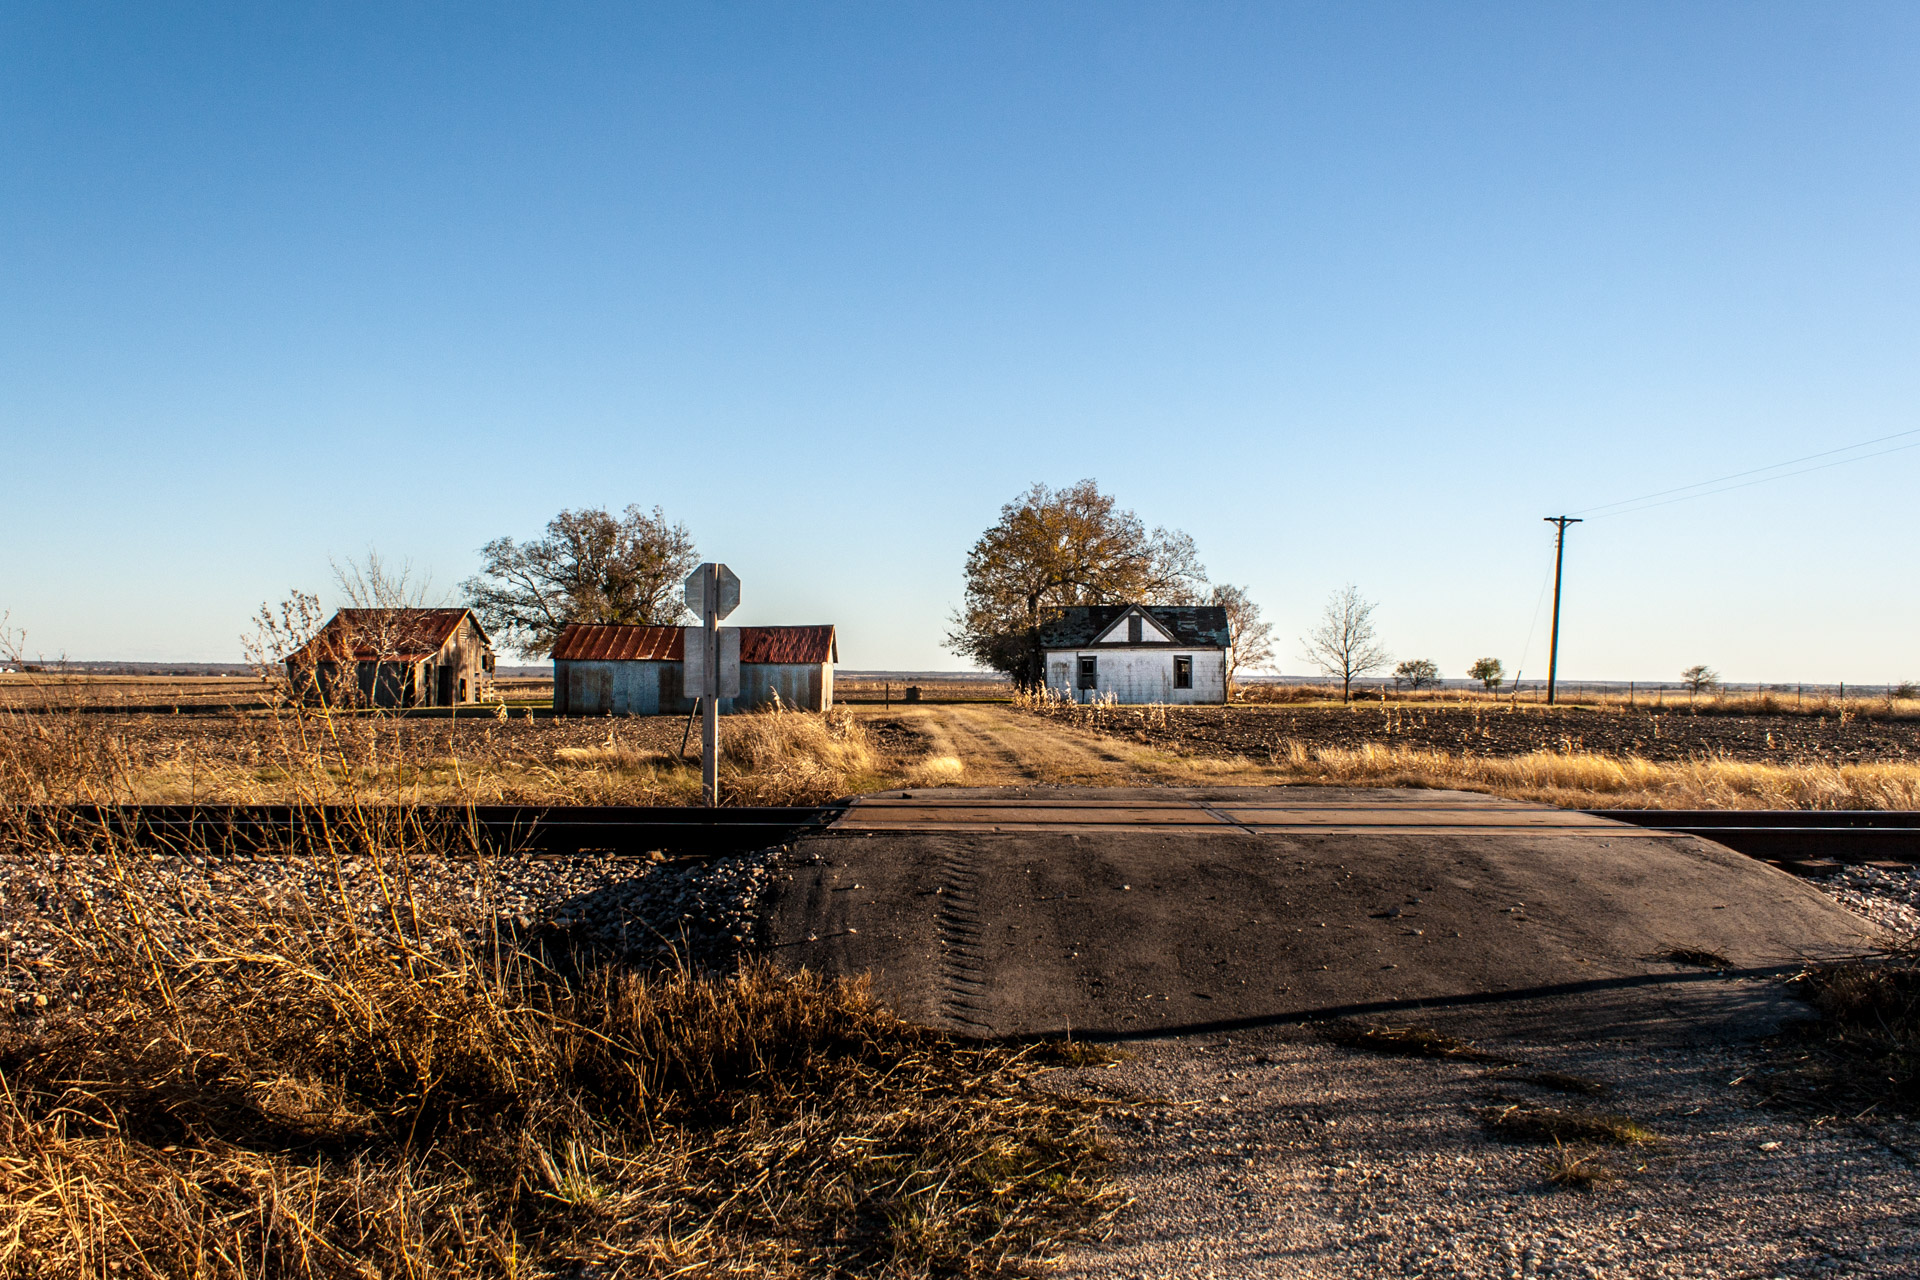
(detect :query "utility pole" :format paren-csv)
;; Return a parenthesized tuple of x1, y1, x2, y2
(1543, 516, 1582, 706)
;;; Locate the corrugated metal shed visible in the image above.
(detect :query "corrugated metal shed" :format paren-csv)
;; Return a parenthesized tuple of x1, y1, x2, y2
(550, 623, 838, 716)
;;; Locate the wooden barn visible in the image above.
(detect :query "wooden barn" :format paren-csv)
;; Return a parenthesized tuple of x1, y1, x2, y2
(287, 608, 495, 708)
(1038, 604, 1229, 704)
(551, 623, 837, 716)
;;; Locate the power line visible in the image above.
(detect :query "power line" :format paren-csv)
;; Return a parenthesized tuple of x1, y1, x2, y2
(1572, 427, 1920, 519)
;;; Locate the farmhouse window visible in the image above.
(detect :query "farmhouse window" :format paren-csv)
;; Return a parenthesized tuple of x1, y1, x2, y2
(1128, 615, 1142, 643)
(1078, 655, 1098, 690)
(1174, 656, 1193, 689)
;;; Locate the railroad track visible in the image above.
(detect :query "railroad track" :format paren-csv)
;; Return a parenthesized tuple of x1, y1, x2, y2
(12, 804, 842, 856)
(7, 804, 1918, 873)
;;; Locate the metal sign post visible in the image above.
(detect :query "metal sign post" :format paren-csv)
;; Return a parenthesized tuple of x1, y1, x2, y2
(683, 563, 741, 805)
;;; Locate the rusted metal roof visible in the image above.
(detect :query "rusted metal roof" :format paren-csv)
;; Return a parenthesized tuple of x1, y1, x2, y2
(290, 609, 483, 663)
(550, 625, 684, 662)
(551, 624, 836, 665)
(740, 625, 837, 664)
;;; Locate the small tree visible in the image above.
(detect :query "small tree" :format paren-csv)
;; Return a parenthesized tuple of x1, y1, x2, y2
(1467, 657, 1504, 692)
(1393, 658, 1440, 692)
(1301, 584, 1390, 703)
(1680, 664, 1719, 700)
(1210, 583, 1274, 699)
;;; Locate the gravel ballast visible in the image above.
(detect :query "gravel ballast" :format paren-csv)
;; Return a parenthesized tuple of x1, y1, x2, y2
(1, 842, 790, 1017)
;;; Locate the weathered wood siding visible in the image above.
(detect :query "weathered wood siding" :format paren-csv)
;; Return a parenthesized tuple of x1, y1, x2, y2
(1042, 647, 1226, 705)
(554, 660, 832, 715)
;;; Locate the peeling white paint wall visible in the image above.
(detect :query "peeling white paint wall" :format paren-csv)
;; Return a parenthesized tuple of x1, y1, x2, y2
(1040, 647, 1226, 704)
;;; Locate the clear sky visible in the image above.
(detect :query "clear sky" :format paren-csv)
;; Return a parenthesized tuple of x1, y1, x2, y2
(4, 3, 1916, 683)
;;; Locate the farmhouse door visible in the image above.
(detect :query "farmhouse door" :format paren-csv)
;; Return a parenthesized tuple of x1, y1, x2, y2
(436, 665, 453, 706)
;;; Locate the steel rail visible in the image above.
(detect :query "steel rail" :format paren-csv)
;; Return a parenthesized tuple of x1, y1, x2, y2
(13, 803, 842, 856)
(7, 804, 1918, 870)
(1583, 809, 1920, 866)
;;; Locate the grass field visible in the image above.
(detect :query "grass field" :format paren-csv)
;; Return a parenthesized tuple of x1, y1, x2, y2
(6, 670, 1920, 810)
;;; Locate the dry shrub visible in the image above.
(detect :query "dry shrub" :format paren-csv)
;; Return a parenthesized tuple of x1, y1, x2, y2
(0, 823, 1114, 1278)
(720, 705, 881, 805)
(1480, 1101, 1655, 1147)
(1766, 943, 1920, 1117)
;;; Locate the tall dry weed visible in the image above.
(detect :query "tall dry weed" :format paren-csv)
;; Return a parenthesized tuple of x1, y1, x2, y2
(0, 816, 1113, 1278)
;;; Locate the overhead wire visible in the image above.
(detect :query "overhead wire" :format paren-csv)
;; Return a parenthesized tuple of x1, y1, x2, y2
(1571, 427, 1920, 520)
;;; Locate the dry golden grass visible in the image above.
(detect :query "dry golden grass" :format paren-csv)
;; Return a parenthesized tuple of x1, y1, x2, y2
(0, 816, 1116, 1278)
(0, 696, 937, 809)
(1267, 740, 1920, 810)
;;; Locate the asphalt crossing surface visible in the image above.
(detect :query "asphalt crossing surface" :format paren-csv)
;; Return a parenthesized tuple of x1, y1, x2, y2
(767, 786, 1876, 1041)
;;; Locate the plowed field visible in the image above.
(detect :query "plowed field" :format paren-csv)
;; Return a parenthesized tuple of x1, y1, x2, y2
(1025, 701, 1920, 766)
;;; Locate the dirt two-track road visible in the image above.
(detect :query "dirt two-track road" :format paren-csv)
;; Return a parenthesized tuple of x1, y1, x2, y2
(765, 704, 1920, 1278)
(864, 701, 1289, 787)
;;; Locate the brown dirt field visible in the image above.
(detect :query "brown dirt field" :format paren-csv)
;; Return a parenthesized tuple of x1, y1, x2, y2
(1028, 701, 1920, 766)
(834, 676, 1013, 703)
(0, 674, 267, 710)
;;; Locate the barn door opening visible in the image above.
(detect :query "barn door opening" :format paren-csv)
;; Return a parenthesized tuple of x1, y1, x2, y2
(436, 665, 453, 706)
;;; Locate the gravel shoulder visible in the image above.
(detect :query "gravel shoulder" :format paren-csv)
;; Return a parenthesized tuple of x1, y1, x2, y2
(1055, 1012, 1919, 1280)
(1054, 866, 1920, 1280)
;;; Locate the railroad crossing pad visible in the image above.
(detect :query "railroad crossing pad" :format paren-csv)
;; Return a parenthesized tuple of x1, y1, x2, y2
(766, 786, 1879, 1041)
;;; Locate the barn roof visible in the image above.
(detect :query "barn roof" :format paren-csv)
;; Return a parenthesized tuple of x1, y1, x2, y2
(551, 624, 837, 665)
(741, 625, 837, 664)
(551, 624, 683, 662)
(1038, 604, 1230, 649)
(290, 609, 485, 663)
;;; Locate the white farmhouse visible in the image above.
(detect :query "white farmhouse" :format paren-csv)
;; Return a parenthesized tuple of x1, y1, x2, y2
(1039, 604, 1230, 704)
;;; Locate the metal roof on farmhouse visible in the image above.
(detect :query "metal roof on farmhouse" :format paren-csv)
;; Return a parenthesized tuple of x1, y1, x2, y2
(290, 609, 484, 663)
(551, 624, 838, 665)
(1037, 605, 1230, 649)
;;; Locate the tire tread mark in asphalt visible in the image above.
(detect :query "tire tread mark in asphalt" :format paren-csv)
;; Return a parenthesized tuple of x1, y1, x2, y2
(936, 847, 992, 1033)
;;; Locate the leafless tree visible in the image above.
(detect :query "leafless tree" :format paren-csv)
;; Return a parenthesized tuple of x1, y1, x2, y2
(1209, 584, 1274, 698)
(1680, 664, 1718, 700)
(1301, 584, 1390, 703)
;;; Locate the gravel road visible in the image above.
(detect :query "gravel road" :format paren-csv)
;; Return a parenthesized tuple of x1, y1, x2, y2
(1053, 868, 1920, 1280)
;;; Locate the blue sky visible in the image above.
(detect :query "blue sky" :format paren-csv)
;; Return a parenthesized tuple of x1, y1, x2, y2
(4, 3, 1917, 682)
